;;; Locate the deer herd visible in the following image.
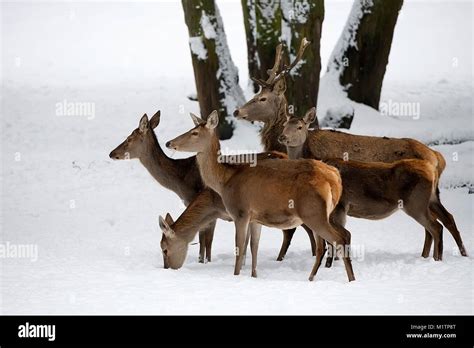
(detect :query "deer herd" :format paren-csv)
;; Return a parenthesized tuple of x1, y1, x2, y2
(109, 38, 467, 282)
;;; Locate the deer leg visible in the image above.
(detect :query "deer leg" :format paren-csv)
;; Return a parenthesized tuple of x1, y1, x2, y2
(325, 243, 335, 268)
(302, 224, 317, 257)
(233, 215, 250, 276)
(308, 235, 327, 281)
(326, 206, 348, 267)
(203, 220, 216, 263)
(421, 229, 433, 258)
(334, 224, 355, 282)
(198, 231, 206, 263)
(430, 199, 467, 256)
(405, 208, 444, 261)
(249, 223, 262, 278)
(304, 218, 355, 282)
(276, 228, 296, 261)
(242, 225, 252, 267)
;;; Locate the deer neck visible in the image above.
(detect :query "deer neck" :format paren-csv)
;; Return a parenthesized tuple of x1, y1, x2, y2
(139, 132, 182, 190)
(286, 136, 311, 160)
(261, 96, 289, 153)
(286, 145, 304, 159)
(196, 134, 235, 196)
(172, 191, 220, 243)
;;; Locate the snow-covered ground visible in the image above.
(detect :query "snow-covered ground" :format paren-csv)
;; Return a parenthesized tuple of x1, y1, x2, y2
(1, 0, 473, 314)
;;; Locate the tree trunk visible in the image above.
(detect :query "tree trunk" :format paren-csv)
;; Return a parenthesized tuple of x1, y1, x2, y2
(242, 1, 282, 93)
(241, 0, 259, 93)
(282, 0, 324, 117)
(182, 0, 244, 139)
(328, 0, 403, 110)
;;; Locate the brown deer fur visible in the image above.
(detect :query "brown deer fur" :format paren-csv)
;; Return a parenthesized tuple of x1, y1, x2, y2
(235, 71, 453, 259)
(279, 108, 467, 262)
(166, 111, 355, 282)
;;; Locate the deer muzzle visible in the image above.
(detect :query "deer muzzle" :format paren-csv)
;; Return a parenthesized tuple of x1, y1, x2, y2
(278, 134, 288, 144)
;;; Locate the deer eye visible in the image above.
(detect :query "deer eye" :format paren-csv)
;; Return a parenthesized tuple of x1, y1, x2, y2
(259, 97, 267, 102)
(191, 131, 199, 136)
(297, 126, 303, 130)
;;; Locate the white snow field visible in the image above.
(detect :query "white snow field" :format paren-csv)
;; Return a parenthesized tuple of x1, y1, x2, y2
(1, 1, 473, 314)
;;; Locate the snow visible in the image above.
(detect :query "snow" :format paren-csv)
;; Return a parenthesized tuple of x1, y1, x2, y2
(204, 6, 245, 118)
(200, 12, 217, 40)
(189, 36, 207, 60)
(1, 1, 472, 315)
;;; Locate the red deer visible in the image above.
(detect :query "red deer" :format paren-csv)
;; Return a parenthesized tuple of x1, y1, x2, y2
(233, 40, 458, 260)
(165, 111, 355, 281)
(279, 107, 467, 262)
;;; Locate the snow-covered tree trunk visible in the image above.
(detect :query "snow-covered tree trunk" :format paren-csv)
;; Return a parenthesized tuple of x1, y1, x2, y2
(241, 0, 324, 116)
(182, 0, 245, 139)
(327, 0, 403, 110)
(281, 0, 324, 117)
(242, 1, 282, 93)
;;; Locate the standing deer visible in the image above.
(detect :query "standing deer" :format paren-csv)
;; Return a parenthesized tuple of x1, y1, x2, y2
(109, 110, 286, 266)
(165, 110, 355, 282)
(280, 107, 467, 263)
(233, 39, 462, 260)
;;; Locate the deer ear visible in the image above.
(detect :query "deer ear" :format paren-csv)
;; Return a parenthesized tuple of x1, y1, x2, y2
(206, 110, 219, 130)
(303, 107, 317, 126)
(190, 113, 203, 126)
(159, 215, 175, 238)
(139, 114, 149, 133)
(165, 213, 174, 226)
(149, 110, 161, 129)
(273, 78, 286, 95)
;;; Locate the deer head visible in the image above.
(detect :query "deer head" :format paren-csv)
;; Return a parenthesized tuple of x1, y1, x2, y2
(279, 107, 317, 147)
(158, 213, 189, 269)
(165, 111, 219, 153)
(109, 110, 161, 160)
(233, 38, 310, 123)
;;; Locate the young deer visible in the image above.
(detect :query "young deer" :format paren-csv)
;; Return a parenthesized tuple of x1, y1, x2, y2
(234, 40, 456, 259)
(166, 110, 355, 282)
(109, 110, 216, 263)
(279, 107, 467, 262)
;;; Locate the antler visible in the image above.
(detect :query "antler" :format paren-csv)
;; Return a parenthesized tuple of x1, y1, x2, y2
(272, 37, 311, 84)
(250, 37, 310, 88)
(265, 43, 284, 85)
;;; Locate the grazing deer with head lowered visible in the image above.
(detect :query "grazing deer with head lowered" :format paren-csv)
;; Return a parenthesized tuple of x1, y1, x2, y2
(158, 189, 264, 277)
(234, 39, 461, 260)
(279, 107, 467, 263)
(166, 110, 355, 281)
(109, 110, 216, 263)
